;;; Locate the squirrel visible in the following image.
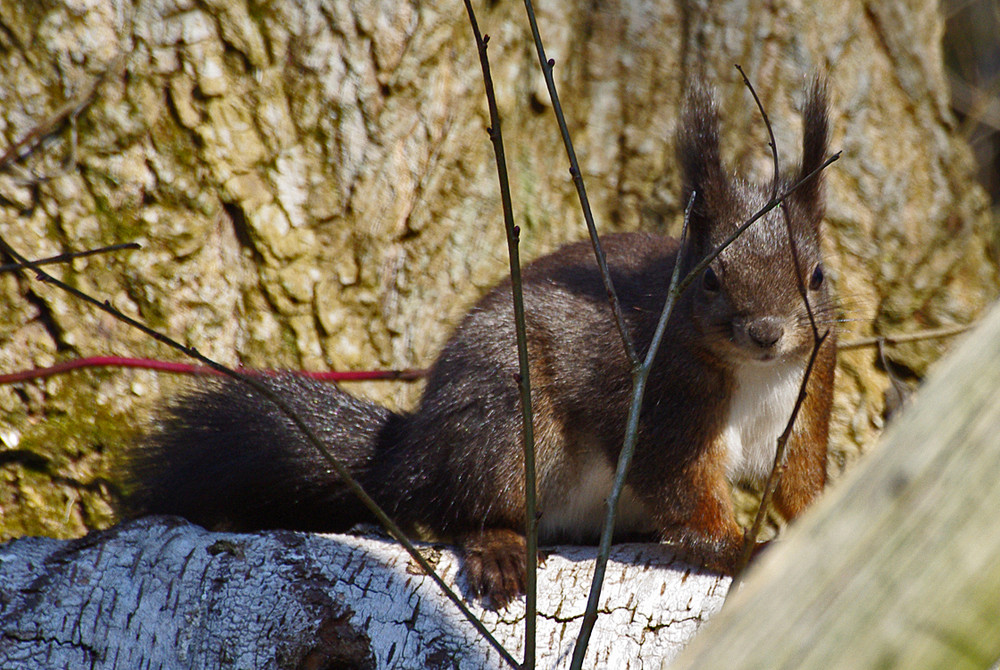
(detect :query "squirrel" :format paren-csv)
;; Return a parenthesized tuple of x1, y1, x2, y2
(125, 80, 836, 609)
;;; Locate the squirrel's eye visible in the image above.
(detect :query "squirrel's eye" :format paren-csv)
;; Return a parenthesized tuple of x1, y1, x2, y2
(809, 264, 825, 290)
(702, 267, 720, 293)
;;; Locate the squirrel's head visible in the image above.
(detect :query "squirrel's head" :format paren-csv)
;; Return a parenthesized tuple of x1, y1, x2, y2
(677, 79, 831, 365)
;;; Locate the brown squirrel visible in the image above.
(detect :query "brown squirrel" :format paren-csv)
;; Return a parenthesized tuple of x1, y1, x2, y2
(126, 80, 836, 609)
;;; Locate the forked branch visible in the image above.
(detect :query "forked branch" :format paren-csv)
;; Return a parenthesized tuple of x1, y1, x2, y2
(731, 71, 832, 585)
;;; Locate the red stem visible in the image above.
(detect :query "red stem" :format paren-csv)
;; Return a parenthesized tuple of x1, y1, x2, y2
(0, 356, 426, 385)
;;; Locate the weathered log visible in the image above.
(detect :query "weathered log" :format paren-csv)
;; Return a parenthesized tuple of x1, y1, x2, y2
(0, 518, 728, 668)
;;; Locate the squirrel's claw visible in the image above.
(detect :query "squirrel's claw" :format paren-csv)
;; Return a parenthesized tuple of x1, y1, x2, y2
(459, 528, 527, 609)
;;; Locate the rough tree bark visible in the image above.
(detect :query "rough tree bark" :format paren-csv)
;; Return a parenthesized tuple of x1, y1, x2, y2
(0, 0, 994, 540)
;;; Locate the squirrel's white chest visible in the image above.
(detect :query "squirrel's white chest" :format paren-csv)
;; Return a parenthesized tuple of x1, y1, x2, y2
(537, 450, 653, 542)
(722, 360, 806, 481)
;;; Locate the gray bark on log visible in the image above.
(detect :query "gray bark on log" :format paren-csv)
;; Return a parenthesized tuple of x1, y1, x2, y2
(0, 519, 728, 669)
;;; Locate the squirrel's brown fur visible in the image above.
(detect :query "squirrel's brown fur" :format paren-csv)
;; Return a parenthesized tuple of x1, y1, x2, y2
(127, 80, 836, 609)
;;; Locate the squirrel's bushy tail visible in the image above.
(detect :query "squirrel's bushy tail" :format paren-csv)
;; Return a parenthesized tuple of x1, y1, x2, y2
(124, 373, 402, 533)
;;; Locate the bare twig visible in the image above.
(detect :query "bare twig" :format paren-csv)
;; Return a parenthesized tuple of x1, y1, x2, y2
(0, 243, 140, 273)
(519, 0, 638, 368)
(569, 75, 840, 659)
(462, 1, 537, 665)
(0, 357, 426, 386)
(733, 330, 830, 582)
(736, 65, 780, 200)
(569, 151, 840, 665)
(15, 312, 965, 390)
(730, 72, 829, 584)
(569, 191, 695, 667)
(511, 13, 834, 663)
(567, 150, 841, 658)
(0, 54, 127, 170)
(839, 323, 974, 349)
(676, 152, 841, 300)
(9, 319, 965, 389)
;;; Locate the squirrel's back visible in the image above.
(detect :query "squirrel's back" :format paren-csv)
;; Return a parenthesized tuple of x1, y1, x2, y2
(378, 232, 685, 541)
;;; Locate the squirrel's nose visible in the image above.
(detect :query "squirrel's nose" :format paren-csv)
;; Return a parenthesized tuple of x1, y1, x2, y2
(746, 318, 784, 349)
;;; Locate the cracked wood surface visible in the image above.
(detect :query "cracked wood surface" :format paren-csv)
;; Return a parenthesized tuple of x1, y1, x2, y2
(0, 517, 729, 668)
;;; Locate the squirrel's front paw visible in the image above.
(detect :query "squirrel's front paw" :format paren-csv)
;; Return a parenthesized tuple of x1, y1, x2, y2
(459, 528, 527, 609)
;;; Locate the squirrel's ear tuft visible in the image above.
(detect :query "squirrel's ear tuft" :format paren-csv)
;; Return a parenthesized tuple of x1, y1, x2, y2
(678, 84, 725, 203)
(677, 83, 735, 240)
(795, 76, 829, 214)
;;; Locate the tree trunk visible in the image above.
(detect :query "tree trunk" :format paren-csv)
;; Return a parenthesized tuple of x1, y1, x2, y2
(0, 518, 728, 669)
(0, 0, 994, 581)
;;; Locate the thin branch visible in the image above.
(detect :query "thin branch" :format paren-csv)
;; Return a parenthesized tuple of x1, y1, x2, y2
(0, 53, 127, 170)
(731, 71, 826, 584)
(15, 314, 962, 389)
(735, 68, 817, 336)
(0, 243, 140, 273)
(8, 318, 966, 389)
(0, 232, 519, 670)
(462, 1, 537, 665)
(569, 190, 696, 668)
(732, 329, 830, 584)
(0, 357, 426, 386)
(576, 152, 838, 665)
(514, 19, 841, 661)
(839, 323, 974, 349)
(735, 64, 780, 201)
(677, 151, 841, 299)
(519, 0, 638, 368)
(733, 226, 826, 579)
(735, 69, 817, 332)
(558, 76, 839, 666)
